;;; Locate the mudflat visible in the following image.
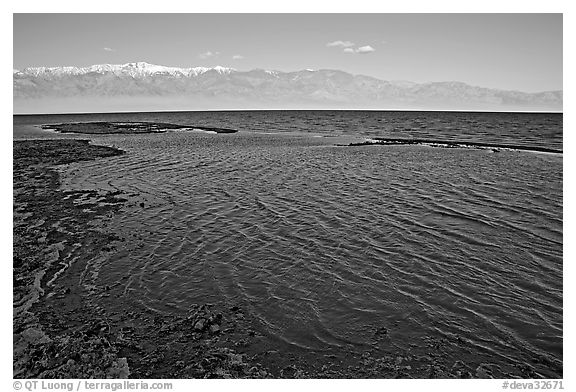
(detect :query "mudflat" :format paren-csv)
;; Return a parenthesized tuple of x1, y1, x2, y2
(41, 122, 238, 134)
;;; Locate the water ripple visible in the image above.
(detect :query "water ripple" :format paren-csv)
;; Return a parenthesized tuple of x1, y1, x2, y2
(43, 117, 563, 377)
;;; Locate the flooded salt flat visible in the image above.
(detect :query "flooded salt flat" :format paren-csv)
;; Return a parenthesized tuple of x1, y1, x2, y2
(13, 111, 563, 377)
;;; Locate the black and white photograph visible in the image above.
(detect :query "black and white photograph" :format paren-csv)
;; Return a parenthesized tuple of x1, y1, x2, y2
(10, 6, 565, 388)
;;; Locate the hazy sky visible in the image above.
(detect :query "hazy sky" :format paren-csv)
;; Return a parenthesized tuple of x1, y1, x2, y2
(13, 13, 562, 92)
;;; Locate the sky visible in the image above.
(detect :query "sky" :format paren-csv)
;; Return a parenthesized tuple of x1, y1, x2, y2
(13, 13, 562, 93)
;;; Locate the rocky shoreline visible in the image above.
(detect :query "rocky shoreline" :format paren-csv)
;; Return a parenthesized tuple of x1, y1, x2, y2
(14, 140, 129, 378)
(12, 139, 273, 378)
(342, 137, 562, 154)
(13, 139, 553, 379)
(41, 122, 238, 134)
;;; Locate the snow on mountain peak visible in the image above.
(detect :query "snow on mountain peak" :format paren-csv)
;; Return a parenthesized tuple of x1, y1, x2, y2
(16, 62, 237, 78)
(210, 66, 235, 74)
(265, 70, 280, 77)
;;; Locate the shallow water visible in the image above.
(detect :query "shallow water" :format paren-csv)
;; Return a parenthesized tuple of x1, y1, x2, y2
(13, 111, 563, 376)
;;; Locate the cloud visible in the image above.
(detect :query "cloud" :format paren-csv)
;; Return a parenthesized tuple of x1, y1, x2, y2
(327, 40, 355, 48)
(356, 45, 376, 54)
(103, 47, 115, 52)
(232, 55, 244, 60)
(198, 51, 219, 59)
(343, 45, 376, 54)
(329, 41, 376, 54)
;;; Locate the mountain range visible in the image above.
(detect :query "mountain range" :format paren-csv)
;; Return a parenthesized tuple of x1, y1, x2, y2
(13, 62, 562, 113)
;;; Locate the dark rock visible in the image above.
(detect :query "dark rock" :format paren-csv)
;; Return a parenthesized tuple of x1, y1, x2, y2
(451, 360, 472, 378)
(280, 365, 305, 379)
(194, 319, 206, 332)
(475, 364, 494, 379)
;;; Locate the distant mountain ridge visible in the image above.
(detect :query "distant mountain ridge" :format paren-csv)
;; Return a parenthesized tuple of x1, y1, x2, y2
(13, 62, 562, 113)
(14, 62, 236, 78)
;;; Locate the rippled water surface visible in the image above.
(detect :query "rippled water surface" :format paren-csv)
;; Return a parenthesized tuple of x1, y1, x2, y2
(14, 111, 563, 376)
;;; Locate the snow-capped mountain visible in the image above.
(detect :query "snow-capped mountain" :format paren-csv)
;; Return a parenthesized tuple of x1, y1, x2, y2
(13, 62, 562, 113)
(14, 62, 236, 79)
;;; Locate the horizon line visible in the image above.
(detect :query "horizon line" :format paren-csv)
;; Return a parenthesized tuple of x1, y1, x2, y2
(13, 108, 564, 116)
